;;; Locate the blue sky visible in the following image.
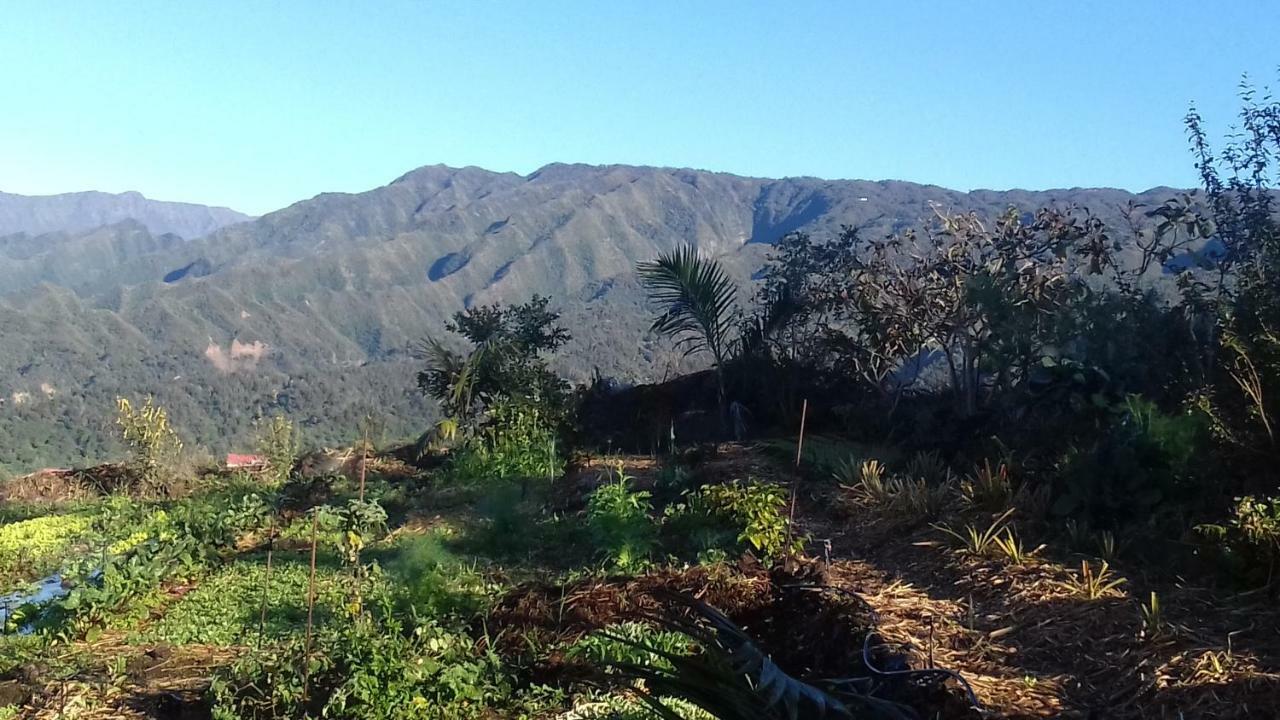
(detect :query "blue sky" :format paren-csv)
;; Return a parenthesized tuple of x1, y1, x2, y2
(1, 1, 1276, 215)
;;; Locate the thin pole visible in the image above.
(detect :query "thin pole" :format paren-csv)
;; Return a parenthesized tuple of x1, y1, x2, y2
(302, 511, 319, 703)
(358, 428, 369, 502)
(256, 514, 276, 648)
(794, 399, 809, 469)
(786, 399, 808, 546)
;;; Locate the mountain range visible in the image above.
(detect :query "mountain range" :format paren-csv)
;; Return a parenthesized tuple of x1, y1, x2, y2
(0, 190, 250, 238)
(0, 164, 1181, 472)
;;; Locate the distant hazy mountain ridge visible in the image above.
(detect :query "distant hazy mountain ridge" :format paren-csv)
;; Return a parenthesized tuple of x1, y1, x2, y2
(0, 190, 251, 239)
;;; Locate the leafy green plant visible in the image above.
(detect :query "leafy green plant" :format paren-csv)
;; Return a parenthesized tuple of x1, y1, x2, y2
(1196, 494, 1280, 585)
(387, 535, 497, 620)
(257, 415, 300, 484)
(894, 476, 951, 520)
(668, 481, 800, 562)
(147, 560, 350, 645)
(566, 621, 690, 670)
(418, 295, 573, 438)
(0, 513, 93, 590)
(587, 467, 657, 571)
(904, 450, 950, 485)
(836, 458, 892, 506)
(1053, 396, 1207, 528)
(115, 395, 184, 494)
(446, 398, 562, 484)
(1094, 530, 1119, 562)
(333, 499, 389, 566)
(212, 612, 511, 720)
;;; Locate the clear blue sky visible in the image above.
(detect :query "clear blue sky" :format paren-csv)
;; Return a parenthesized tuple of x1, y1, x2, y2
(1, 1, 1276, 215)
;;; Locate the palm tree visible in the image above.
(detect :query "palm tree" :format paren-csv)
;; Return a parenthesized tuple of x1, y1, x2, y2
(637, 246, 739, 416)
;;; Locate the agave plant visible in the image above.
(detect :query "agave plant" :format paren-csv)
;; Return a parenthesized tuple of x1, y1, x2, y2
(602, 593, 917, 720)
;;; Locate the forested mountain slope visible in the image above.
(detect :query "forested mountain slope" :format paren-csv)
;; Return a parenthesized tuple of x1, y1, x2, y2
(0, 164, 1178, 471)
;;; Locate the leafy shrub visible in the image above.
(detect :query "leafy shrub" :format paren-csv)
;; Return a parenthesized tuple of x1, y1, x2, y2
(418, 295, 574, 440)
(387, 535, 497, 620)
(1197, 495, 1280, 585)
(446, 399, 561, 484)
(256, 415, 300, 484)
(1053, 396, 1207, 528)
(586, 469, 657, 571)
(667, 481, 800, 562)
(115, 396, 184, 494)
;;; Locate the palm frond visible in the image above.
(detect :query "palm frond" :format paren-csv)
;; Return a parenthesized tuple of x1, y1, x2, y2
(602, 592, 917, 720)
(738, 286, 804, 359)
(638, 246, 739, 364)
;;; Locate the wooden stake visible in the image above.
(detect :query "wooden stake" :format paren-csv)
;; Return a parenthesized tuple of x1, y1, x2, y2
(358, 427, 369, 502)
(794, 398, 809, 470)
(256, 515, 276, 648)
(786, 399, 808, 545)
(302, 511, 319, 703)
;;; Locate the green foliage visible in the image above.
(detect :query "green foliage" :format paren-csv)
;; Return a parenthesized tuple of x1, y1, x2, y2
(934, 508, 1017, 558)
(115, 395, 184, 493)
(146, 560, 351, 646)
(1197, 495, 1280, 585)
(903, 450, 950, 484)
(211, 611, 511, 720)
(587, 468, 657, 571)
(637, 246, 740, 369)
(256, 415, 300, 484)
(566, 621, 690, 670)
(1066, 560, 1126, 600)
(1053, 396, 1207, 529)
(839, 458, 950, 521)
(667, 481, 799, 562)
(0, 513, 93, 591)
(960, 460, 1014, 512)
(386, 534, 498, 620)
(418, 295, 573, 436)
(445, 398, 562, 484)
(1139, 591, 1164, 640)
(28, 489, 275, 639)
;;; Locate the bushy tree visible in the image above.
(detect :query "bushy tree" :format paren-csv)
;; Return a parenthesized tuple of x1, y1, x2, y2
(418, 296, 574, 477)
(115, 395, 184, 494)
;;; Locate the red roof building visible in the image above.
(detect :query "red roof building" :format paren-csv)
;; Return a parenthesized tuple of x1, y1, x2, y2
(226, 453, 268, 469)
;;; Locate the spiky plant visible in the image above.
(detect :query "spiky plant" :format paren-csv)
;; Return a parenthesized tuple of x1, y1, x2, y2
(602, 593, 916, 720)
(638, 246, 740, 413)
(1067, 560, 1127, 599)
(934, 508, 1016, 557)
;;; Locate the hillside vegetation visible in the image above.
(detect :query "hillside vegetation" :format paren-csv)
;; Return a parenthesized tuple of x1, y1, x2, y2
(0, 165, 1182, 473)
(1, 82, 1280, 720)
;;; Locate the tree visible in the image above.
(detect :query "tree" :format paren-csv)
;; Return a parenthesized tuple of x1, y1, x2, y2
(637, 246, 739, 415)
(417, 295, 572, 433)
